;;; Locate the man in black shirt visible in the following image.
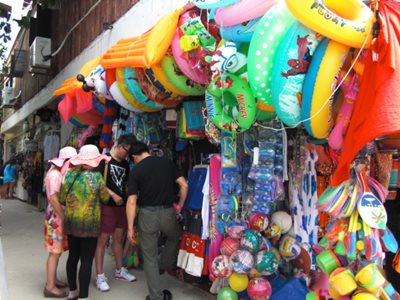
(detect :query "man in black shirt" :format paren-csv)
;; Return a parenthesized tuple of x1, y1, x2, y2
(127, 141, 188, 300)
(94, 134, 137, 292)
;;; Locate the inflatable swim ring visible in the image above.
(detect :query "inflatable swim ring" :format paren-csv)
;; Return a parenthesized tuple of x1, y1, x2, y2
(272, 22, 324, 127)
(301, 39, 349, 139)
(248, 2, 295, 106)
(206, 73, 256, 133)
(214, 0, 279, 27)
(285, 0, 373, 48)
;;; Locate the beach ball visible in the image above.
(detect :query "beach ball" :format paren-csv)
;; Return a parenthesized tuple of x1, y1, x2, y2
(279, 235, 301, 261)
(255, 250, 279, 275)
(230, 250, 254, 274)
(229, 273, 249, 292)
(264, 223, 282, 240)
(259, 236, 272, 251)
(221, 237, 241, 256)
(212, 255, 232, 277)
(240, 230, 263, 254)
(227, 219, 248, 239)
(217, 287, 238, 300)
(247, 278, 272, 300)
(248, 213, 269, 232)
(271, 211, 292, 234)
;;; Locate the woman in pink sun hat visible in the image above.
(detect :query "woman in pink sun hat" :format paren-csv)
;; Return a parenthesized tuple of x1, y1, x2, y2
(59, 144, 110, 300)
(44, 146, 77, 298)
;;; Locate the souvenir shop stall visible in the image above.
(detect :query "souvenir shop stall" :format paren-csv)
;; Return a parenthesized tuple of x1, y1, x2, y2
(53, 0, 400, 299)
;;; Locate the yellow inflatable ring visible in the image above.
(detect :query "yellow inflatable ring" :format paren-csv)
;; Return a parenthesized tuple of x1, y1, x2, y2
(285, 0, 373, 48)
(301, 39, 349, 139)
(151, 63, 188, 96)
(115, 68, 159, 112)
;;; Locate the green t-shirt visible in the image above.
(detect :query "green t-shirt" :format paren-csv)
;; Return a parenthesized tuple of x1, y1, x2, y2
(60, 167, 109, 237)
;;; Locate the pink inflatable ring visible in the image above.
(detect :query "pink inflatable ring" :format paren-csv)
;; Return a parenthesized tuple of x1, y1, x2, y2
(214, 0, 279, 27)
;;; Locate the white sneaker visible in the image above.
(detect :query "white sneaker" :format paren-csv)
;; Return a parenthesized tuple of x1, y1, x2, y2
(96, 274, 110, 292)
(115, 267, 137, 282)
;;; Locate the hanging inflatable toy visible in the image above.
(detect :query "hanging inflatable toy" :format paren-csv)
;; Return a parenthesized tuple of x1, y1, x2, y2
(77, 64, 112, 100)
(285, 0, 373, 48)
(248, 2, 296, 107)
(106, 68, 143, 113)
(210, 41, 248, 80)
(160, 51, 205, 96)
(301, 39, 349, 139)
(171, 8, 219, 84)
(115, 68, 160, 112)
(328, 71, 359, 150)
(219, 18, 261, 43)
(192, 0, 240, 9)
(214, 0, 279, 27)
(100, 8, 182, 69)
(123, 67, 165, 110)
(271, 22, 324, 127)
(135, 68, 183, 107)
(206, 73, 256, 133)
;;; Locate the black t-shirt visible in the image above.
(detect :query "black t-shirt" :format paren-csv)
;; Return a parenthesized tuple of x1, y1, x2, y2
(127, 156, 181, 207)
(95, 154, 130, 207)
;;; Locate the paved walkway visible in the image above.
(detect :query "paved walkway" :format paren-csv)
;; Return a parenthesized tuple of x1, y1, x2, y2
(0, 199, 214, 300)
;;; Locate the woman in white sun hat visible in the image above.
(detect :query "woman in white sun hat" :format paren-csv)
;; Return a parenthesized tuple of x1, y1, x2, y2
(44, 146, 77, 298)
(59, 144, 111, 300)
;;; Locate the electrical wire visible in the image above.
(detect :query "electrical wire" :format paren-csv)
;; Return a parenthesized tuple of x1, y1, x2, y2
(43, 0, 103, 60)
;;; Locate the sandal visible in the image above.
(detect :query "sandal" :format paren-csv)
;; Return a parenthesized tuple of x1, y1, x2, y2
(43, 287, 68, 298)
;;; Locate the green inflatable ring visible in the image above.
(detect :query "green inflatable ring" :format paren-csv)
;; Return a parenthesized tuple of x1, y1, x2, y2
(161, 53, 205, 96)
(205, 73, 256, 133)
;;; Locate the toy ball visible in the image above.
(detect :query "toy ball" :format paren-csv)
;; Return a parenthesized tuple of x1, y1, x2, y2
(240, 230, 263, 254)
(271, 211, 292, 234)
(227, 219, 248, 239)
(248, 213, 269, 232)
(211, 255, 232, 278)
(217, 287, 239, 300)
(247, 278, 272, 300)
(228, 273, 249, 292)
(230, 250, 254, 274)
(279, 235, 302, 261)
(264, 223, 282, 239)
(249, 267, 262, 278)
(292, 247, 311, 274)
(254, 250, 279, 275)
(221, 237, 241, 256)
(259, 236, 272, 251)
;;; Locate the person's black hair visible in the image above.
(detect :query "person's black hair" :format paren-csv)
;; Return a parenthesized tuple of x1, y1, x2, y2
(118, 134, 136, 148)
(129, 141, 149, 156)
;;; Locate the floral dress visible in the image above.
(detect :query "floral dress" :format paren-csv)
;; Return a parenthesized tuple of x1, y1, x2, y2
(44, 166, 68, 254)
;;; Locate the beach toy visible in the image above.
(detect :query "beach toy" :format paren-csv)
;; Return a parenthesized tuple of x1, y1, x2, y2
(292, 247, 312, 274)
(248, 213, 269, 232)
(329, 268, 357, 296)
(352, 291, 380, 300)
(254, 250, 279, 275)
(227, 219, 248, 239)
(240, 230, 263, 254)
(212, 255, 233, 278)
(285, 0, 373, 49)
(247, 278, 272, 300)
(264, 223, 282, 240)
(228, 273, 249, 292)
(217, 287, 239, 300)
(279, 235, 301, 261)
(221, 237, 241, 256)
(316, 249, 343, 274)
(357, 172, 387, 229)
(219, 18, 260, 43)
(271, 211, 292, 234)
(355, 264, 386, 295)
(259, 236, 272, 252)
(230, 250, 254, 274)
(380, 227, 399, 253)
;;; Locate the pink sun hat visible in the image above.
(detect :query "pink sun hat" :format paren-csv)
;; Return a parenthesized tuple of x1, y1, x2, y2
(49, 146, 78, 168)
(70, 144, 111, 168)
